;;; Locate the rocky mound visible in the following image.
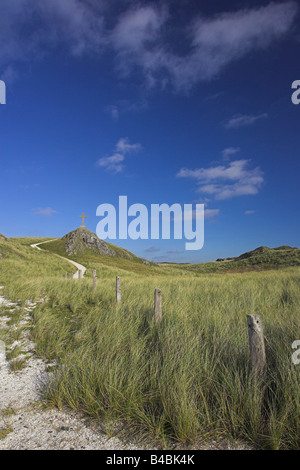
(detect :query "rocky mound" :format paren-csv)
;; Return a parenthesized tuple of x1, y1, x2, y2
(61, 227, 133, 259)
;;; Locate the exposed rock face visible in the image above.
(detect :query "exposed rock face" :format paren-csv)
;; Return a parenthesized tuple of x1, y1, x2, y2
(62, 227, 116, 256)
(61, 227, 133, 259)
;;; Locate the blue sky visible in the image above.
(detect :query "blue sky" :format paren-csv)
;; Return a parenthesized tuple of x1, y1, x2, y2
(1, 0, 300, 262)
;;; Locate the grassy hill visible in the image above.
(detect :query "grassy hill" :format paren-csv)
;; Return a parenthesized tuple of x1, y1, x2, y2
(166, 245, 300, 274)
(41, 227, 162, 277)
(0, 236, 71, 300)
(40, 228, 300, 276)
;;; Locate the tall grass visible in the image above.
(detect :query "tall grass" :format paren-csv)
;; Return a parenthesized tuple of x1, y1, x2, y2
(1, 237, 299, 448)
(32, 274, 300, 449)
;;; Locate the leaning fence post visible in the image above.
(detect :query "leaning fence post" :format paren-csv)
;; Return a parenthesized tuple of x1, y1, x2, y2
(154, 289, 162, 323)
(65, 272, 67, 280)
(247, 314, 266, 375)
(70, 272, 73, 280)
(93, 269, 97, 291)
(116, 276, 121, 304)
(78, 269, 82, 280)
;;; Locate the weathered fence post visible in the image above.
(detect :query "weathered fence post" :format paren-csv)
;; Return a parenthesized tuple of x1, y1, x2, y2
(93, 269, 97, 291)
(247, 314, 266, 375)
(70, 272, 73, 280)
(78, 269, 82, 280)
(65, 272, 67, 280)
(154, 289, 162, 323)
(60, 273, 63, 279)
(116, 276, 121, 304)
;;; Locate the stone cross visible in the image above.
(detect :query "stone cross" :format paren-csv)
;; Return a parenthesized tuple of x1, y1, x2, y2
(79, 212, 87, 227)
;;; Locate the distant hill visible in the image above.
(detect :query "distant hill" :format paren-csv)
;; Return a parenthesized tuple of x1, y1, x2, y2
(167, 245, 300, 274)
(216, 245, 300, 265)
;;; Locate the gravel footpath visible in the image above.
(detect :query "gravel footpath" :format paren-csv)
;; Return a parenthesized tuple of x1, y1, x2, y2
(30, 240, 86, 278)
(0, 290, 145, 450)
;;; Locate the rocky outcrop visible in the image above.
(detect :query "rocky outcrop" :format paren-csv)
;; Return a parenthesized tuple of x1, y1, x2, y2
(61, 227, 133, 259)
(62, 227, 115, 256)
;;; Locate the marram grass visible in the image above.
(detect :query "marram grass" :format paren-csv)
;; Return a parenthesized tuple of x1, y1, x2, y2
(0, 237, 299, 449)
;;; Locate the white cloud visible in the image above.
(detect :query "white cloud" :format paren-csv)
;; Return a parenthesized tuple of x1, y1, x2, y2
(205, 209, 220, 219)
(111, 1, 297, 90)
(96, 137, 142, 173)
(224, 113, 268, 129)
(245, 210, 255, 215)
(222, 147, 240, 160)
(177, 159, 263, 200)
(112, 5, 166, 53)
(0, 0, 106, 68)
(115, 137, 142, 154)
(96, 152, 124, 174)
(1, 1, 297, 92)
(32, 207, 57, 216)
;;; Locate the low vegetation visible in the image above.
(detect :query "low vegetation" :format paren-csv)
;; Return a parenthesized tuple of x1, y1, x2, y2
(0, 235, 299, 449)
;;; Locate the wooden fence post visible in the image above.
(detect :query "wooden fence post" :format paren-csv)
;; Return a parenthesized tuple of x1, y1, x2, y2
(116, 276, 121, 304)
(247, 314, 266, 375)
(65, 272, 67, 280)
(60, 273, 63, 279)
(93, 269, 97, 291)
(71, 272, 73, 280)
(78, 269, 82, 280)
(154, 289, 162, 323)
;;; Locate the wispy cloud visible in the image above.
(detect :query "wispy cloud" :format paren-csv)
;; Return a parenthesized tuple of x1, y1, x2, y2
(0, 0, 106, 68)
(96, 137, 142, 173)
(222, 147, 240, 160)
(224, 113, 268, 129)
(0, 1, 297, 92)
(172, 207, 220, 221)
(32, 207, 57, 216)
(106, 105, 119, 122)
(177, 159, 264, 200)
(111, 1, 298, 90)
(145, 246, 160, 253)
(105, 99, 148, 121)
(115, 137, 142, 154)
(205, 209, 220, 219)
(96, 153, 125, 174)
(245, 210, 255, 215)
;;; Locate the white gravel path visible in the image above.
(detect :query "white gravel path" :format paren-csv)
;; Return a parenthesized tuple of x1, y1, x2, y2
(30, 240, 86, 279)
(0, 290, 147, 450)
